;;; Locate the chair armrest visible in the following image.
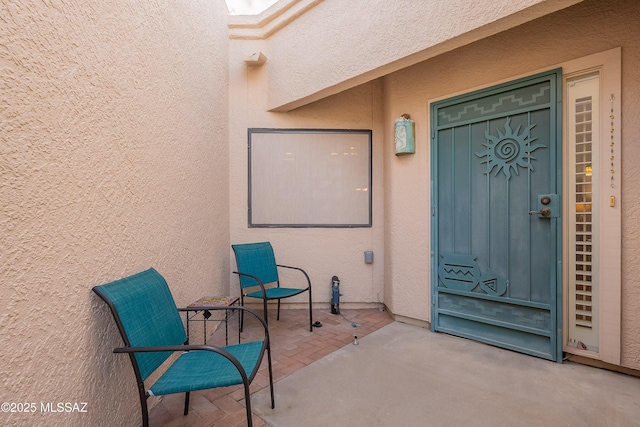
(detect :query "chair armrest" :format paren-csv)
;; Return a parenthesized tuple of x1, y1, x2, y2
(276, 264, 312, 290)
(115, 306, 270, 353)
(233, 271, 268, 297)
(114, 344, 251, 385)
(114, 306, 271, 384)
(114, 344, 232, 354)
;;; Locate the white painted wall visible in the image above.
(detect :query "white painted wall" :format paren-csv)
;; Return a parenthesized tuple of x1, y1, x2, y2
(0, 0, 230, 425)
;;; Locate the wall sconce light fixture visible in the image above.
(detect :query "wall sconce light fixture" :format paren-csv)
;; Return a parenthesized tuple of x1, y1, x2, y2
(394, 113, 415, 156)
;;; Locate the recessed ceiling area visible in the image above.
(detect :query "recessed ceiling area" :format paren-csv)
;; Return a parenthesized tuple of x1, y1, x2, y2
(226, 0, 280, 15)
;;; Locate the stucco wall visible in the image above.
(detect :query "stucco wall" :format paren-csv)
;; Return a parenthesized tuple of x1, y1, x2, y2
(0, 1, 230, 425)
(261, 0, 583, 111)
(228, 40, 385, 311)
(382, 0, 640, 368)
(229, 0, 639, 370)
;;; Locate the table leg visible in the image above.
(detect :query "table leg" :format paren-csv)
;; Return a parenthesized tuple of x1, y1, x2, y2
(225, 310, 229, 345)
(203, 310, 210, 345)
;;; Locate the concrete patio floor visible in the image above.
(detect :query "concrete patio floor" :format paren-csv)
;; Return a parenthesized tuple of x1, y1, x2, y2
(150, 308, 640, 426)
(149, 307, 394, 426)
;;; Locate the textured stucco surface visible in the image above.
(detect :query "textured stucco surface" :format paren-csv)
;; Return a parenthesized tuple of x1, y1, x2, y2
(230, 0, 639, 370)
(2, 1, 639, 425)
(228, 38, 386, 311)
(262, 0, 583, 111)
(0, 1, 230, 425)
(380, 0, 640, 368)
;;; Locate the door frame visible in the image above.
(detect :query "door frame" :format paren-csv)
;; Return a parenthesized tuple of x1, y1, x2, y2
(429, 69, 563, 361)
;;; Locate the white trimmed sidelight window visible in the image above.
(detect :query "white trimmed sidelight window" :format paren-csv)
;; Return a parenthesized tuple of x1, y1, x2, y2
(562, 48, 621, 365)
(566, 74, 599, 352)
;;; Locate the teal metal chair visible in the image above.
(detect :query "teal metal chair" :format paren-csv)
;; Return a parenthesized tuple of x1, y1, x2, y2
(93, 268, 274, 427)
(232, 242, 313, 332)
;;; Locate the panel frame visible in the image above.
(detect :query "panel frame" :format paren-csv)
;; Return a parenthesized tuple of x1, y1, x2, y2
(247, 128, 373, 228)
(430, 69, 563, 361)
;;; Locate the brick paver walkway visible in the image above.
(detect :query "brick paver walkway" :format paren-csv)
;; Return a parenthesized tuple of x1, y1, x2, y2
(149, 307, 393, 426)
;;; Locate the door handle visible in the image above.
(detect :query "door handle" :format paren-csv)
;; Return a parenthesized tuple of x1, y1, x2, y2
(529, 207, 551, 217)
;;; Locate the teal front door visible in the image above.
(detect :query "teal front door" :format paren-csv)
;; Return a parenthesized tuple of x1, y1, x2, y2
(430, 70, 562, 361)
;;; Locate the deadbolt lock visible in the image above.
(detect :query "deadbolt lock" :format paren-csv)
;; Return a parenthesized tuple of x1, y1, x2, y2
(531, 194, 559, 218)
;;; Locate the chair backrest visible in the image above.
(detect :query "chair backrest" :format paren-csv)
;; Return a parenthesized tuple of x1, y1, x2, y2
(93, 268, 187, 381)
(232, 242, 279, 289)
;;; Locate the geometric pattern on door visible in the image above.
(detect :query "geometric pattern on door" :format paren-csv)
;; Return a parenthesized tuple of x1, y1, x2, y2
(438, 253, 507, 296)
(431, 69, 563, 361)
(438, 294, 551, 330)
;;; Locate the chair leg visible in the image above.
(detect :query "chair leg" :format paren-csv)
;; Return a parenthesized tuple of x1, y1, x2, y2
(141, 398, 149, 427)
(184, 391, 190, 415)
(240, 295, 245, 332)
(267, 342, 275, 409)
(242, 379, 253, 427)
(277, 299, 281, 321)
(263, 297, 269, 326)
